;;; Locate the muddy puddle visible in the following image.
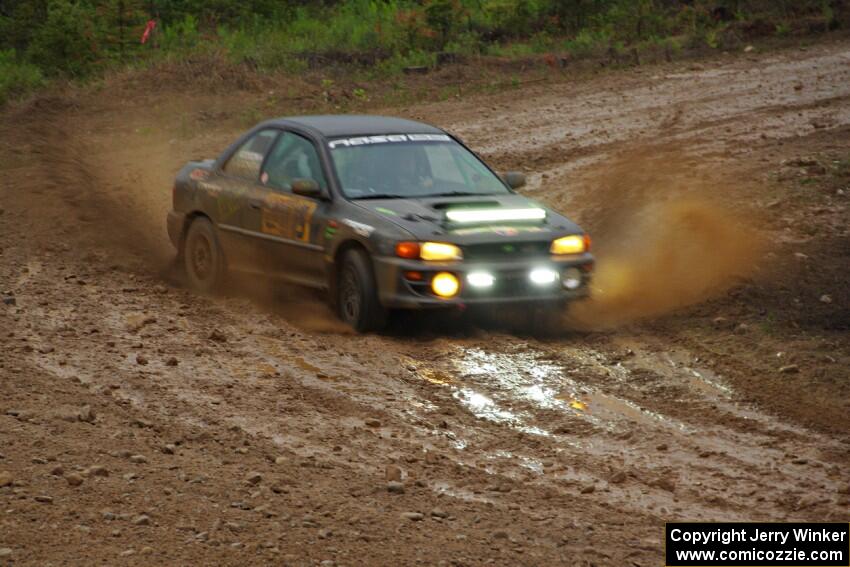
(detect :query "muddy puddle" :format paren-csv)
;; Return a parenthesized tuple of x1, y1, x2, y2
(394, 336, 846, 520)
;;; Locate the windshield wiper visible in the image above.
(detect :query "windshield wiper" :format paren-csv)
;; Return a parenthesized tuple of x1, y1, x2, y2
(351, 194, 409, 200)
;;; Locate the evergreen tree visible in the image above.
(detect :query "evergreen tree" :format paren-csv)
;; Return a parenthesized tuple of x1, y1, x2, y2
(95, 0, 148, 61)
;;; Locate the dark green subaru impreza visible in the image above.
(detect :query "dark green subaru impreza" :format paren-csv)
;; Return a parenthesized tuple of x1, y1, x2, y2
(167, 115, 593, 332)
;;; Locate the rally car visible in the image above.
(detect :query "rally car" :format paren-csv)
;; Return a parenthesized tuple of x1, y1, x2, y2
(167, 115, 593, 331)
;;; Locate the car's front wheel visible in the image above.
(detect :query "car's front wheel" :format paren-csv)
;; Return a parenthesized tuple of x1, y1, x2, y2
(182, 216, 226, 293)
(337, 249, 387, 332)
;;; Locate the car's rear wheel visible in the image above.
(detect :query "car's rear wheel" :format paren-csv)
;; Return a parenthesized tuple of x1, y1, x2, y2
(337, 249, 387, 332)
(183, 217, 226, 293)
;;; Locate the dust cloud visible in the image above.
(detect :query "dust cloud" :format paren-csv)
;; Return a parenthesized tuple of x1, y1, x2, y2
(5, 98, 174, 268)
(564, 148, 767, 329)
(5, 100, 349, 333)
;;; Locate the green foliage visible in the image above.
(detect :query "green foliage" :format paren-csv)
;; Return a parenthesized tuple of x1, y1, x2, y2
(26, 0, 100, 76)
(160, 14, 202, 52)
(704, 27, 721, 48)
(0, 0, 844, 89)
(95, 0, 148, 62)
(562, 28, 610, 55)
(0, 49, 46, 105)
(477, 0, 549, 39)
(0, 1, 49, 52)
(595, 0, 672, 42)
(424, 0, 465, 49)
(374, 50, 436, 76)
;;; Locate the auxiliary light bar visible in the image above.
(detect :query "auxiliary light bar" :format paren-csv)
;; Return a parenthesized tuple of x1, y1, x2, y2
(445, 208, 546, 223)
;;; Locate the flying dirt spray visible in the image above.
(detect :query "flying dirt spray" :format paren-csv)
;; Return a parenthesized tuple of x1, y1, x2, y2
(562, 149, 766, 330)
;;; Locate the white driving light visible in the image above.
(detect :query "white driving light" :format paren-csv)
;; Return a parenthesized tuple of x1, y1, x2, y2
(467, 271, 495, 288)
(446, 208, 546, 223)
(562, 267, 582, 290)
(529, 268, 558, 285)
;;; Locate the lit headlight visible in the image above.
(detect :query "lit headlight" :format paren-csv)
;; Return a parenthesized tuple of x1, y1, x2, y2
(446, 208, 546, 223)
(420, 242, 462, 261)
(550, 234, 589, 255)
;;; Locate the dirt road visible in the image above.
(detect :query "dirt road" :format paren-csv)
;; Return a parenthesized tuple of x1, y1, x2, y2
(1, 39, 848, 565)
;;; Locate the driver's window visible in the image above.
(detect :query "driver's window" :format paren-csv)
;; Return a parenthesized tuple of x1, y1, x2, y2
(262, 132, 327, 192)
(223, 129, 279, 181)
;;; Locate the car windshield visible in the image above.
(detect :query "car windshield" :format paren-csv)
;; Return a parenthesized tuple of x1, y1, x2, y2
(328, 136, 511, 199)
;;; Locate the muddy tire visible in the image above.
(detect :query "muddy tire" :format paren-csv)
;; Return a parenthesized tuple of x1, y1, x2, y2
(182, 217, 226, 294)
(337, 249, 387, 332)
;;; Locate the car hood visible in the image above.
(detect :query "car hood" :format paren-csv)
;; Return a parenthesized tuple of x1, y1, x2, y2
(352, 193, 584, 243)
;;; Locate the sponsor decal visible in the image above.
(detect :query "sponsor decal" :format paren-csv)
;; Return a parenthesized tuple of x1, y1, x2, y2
(328, 134, 451, 149)
(324, 220, 338, 240)
(189, 168, 209, 181)
(375, 207, 399, 216)
(342, 219, 375, 238)
(261, 193, 317, 242)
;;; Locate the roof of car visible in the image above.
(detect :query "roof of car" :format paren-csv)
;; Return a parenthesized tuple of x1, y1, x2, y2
(269, 115, 445, 137)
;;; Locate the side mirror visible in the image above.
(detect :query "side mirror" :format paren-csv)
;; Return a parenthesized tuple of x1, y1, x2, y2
(503, 171, 526, 189)
(291, 178, 323, 199)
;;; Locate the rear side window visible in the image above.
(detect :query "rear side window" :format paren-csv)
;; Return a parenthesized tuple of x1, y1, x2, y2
(223, 129, 279, 181)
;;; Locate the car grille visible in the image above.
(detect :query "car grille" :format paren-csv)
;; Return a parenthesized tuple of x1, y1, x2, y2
(463, 269, 555, 298)
(463, 241, 550, 261)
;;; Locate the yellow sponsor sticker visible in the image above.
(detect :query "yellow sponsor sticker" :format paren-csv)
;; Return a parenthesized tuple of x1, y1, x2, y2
(261, 193, 317, 242)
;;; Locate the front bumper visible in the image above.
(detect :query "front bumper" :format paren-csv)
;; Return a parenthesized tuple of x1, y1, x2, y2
(373, 254, 593, 309)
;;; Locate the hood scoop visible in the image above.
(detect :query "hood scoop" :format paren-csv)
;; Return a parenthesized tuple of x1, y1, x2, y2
(431, 200, 501, 210)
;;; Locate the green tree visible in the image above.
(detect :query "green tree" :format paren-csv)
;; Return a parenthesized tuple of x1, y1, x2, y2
(95, 0, 147, 61)
(27, 0, 100, 76)
(425, 0, 465, 49)
(0, 0, 49, 52)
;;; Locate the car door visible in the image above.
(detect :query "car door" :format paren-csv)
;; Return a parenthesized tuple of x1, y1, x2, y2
(242, 131, 332, 288)
(211, 128, 281, 272)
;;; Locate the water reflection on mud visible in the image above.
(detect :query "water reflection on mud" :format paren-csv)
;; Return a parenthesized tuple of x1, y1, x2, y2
(432, 346, 683, 436)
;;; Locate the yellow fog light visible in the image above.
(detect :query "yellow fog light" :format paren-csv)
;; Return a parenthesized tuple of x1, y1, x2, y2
(420, 242, 463, 261)
(550, 234, 588, 255)
(431, 272, 460, 298)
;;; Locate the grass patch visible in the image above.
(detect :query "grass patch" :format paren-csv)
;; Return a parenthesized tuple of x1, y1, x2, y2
(0, 50, 45, 106)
